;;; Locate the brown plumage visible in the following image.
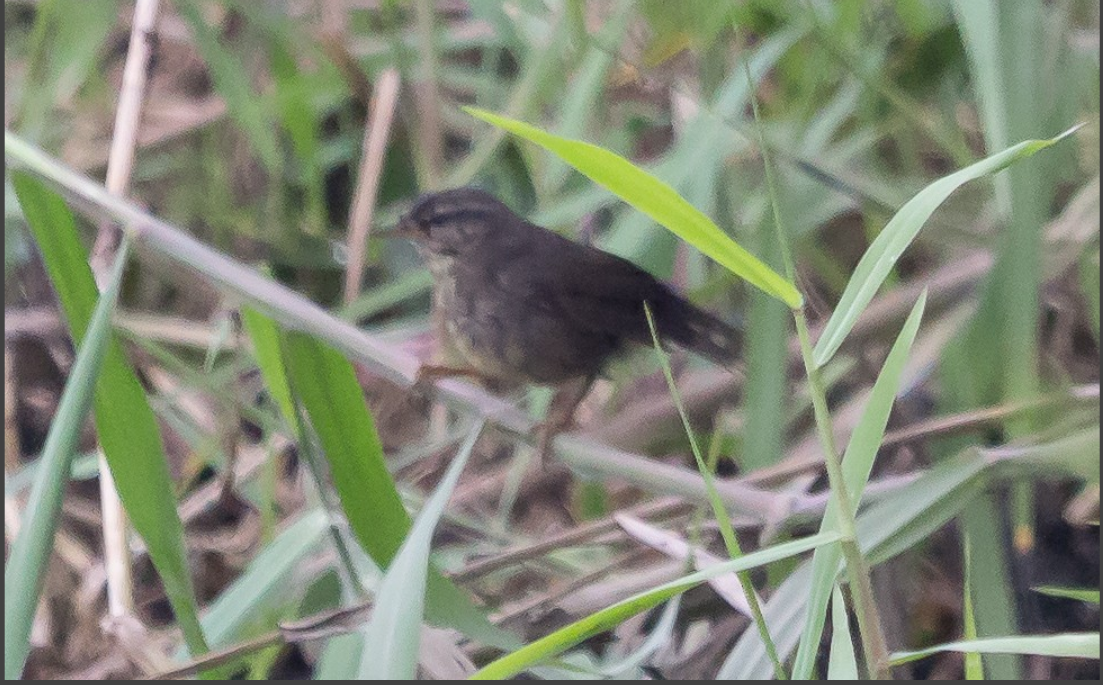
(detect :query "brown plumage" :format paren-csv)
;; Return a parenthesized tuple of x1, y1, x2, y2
(396, 187, 741, 386)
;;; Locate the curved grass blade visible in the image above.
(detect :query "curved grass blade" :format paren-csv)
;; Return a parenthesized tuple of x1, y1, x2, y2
(827, 585, 858, 680)
(813, 127, 1081, 368)
(644, 303, 786, 679)
(720, 452, 990, 679)
(469, 531, 841, 680)
(358, 421, 484, 679)
(890, 633, 1100, 665)
(4, 237, 129, 679)
(10, 173, 209, 660)
(792, 292, 927, 678)
(464, 107, 803, 309)
(597, 596, 682, 678)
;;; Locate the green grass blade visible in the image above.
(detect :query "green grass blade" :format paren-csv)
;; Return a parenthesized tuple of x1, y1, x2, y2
(826, 585, 858, 680)
(961, 496, 1021, 679)
(1034, 587, 1101, 605)
(359, 421, 484, 679)
(721, 452, 989, 679)
(10, 173, 209, 660)
(741, 217, 791, 472)
(812, 128, 1080, 368)
(175, 0, 281, 173)
(963, 533, 984, 679)
(199, 510, 328, 648)
(280, 331, 411, 564)
(469, 531, 841, 680)
(792, 292, 927, 678)
(597, 596, 682, 677)
(240, 306, 297, 425)
(542, 0, 632, 194)
(277, 331, 515, 649)
(952, 0, 1010, 212)
(464, 107, 803, 308)
(12, 0, 118, 142)
(4, 235, 129, 679)
(1080, 248, 1100, 342)
(337, 269, 434, 324)
(838, 290, 927, 512)
(890, 633, 1100, 665)
(644, 304, 786, 679)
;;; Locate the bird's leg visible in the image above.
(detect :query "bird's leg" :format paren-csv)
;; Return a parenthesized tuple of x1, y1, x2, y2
(536, 373, 597, 468)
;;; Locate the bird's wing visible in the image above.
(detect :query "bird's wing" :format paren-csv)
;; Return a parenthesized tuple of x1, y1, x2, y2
(537, 230, 741, 364)
(532, 233, 678, 343)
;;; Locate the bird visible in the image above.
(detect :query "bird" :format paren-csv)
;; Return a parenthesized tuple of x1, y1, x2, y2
(394, 187, 741, 457)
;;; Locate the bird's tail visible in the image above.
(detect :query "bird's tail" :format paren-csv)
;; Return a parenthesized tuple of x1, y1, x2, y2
(647, 292, 743, 367)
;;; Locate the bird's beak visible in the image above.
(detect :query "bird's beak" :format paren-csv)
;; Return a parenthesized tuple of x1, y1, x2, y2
(382, 217, 421, 241)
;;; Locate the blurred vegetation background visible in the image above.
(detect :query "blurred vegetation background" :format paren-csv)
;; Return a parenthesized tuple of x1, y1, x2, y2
(4, 0, 1099, 680)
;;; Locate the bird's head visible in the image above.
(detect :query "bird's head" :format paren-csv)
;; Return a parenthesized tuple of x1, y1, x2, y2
(394, 187, 506, 259)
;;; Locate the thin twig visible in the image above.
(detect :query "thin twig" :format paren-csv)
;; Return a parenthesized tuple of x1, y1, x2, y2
(343, 68, 402, 305)
(449, 497, 688, 582)
(148, 631, 281, 680)
(91, 0, 161, 273)
(492, 548, 653, 626)
(91, 0, 163, 625)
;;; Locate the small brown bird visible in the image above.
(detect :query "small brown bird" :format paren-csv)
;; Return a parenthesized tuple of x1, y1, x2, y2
(396, 187, 741, 454)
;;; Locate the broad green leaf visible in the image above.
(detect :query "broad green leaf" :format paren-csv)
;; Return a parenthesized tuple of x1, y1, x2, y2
(826, 585, 858, 680)
(277, 331, 515, 649)
(359, 421, 483, 679)
(280, 331, 410, 564)
(792, 292, 927, 678)
(4, 237, 128, 679)
(891, 633, 1100, 665)
(464, 107, 803, 308)
(469, 531, 841, 680)
(813, 127, 1080, 368)
(10, 173, 209, 660)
